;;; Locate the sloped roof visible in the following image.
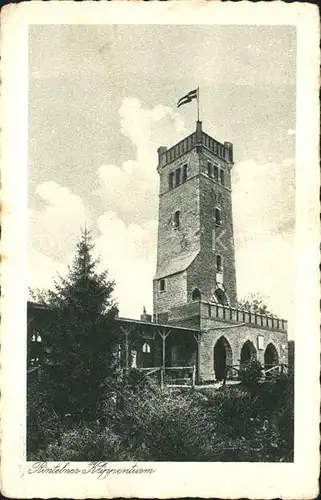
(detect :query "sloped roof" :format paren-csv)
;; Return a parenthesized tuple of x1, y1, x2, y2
(154, 250, 199, 280)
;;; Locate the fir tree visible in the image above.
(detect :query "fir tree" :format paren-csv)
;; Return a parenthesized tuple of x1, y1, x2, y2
(43, 227, 120, 422)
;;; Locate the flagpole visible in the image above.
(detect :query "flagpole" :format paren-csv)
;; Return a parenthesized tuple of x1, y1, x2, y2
(197, 86, 200, 121)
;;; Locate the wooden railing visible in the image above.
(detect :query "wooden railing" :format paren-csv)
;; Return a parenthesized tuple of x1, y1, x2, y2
(225, 365, 241, 382)
(27, 365, 42, 382)
(139, 365, 196, 389)
(263, 363, 287, 378)
(225, 363, 288, 383)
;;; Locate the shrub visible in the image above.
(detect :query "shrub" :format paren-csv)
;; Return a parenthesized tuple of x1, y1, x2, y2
(27, 379, 63, 459)
(104, 384, 223, 461)
(120, 368, 159, 393)
(270, 375, 294, 460)
(239, 360, 263, 387)
(37, 424, 127, 461)
(28, 371, 294, 463)
(206, 386, 253, 437)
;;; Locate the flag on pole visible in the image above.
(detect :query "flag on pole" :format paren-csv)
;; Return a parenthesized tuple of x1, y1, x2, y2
(177, 88, 198, 108)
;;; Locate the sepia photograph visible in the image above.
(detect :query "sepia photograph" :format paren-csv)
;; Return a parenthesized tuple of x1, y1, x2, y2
(27, 22, 296, 464)
(1, 2, 319, 499)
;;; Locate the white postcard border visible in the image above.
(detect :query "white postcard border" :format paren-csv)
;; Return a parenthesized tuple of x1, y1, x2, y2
(1, 2, 320, 498)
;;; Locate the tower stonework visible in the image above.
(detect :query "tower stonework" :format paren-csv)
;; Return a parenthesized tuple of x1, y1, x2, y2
(153, 121, 237, 323)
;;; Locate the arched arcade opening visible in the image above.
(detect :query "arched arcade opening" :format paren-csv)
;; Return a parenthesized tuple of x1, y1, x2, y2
(240, 340, 257, 367)
(264, 343, 279, 378)
(213, 336, 233, 380)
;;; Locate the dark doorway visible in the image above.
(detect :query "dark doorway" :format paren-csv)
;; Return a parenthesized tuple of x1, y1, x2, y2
(214, 289, 228, 305)
(240, 340, 257, 367)
(214, 336, 232, 380)
(264, 343, 279, 378)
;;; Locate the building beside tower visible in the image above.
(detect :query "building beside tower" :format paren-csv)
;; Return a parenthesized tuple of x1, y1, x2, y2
(28, 121, 288, 383)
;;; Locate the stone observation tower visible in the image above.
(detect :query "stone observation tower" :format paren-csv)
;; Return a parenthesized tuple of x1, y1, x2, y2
(153, 120, 237, 323)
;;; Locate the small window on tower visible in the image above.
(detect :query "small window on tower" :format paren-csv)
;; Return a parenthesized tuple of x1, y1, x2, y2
(216, 254, 223, 272)
(220, 169, 225, 185)
(175, 168, 181, 187)
(168, 172, 174, 190)
(159, 278, 166, 292)
(173, 210, 180, 228)
(207, 161, 212, 177)
(192, 288, 202, 301)
(182, 164, 187, 183)
(214, 166, 219, 182)
(215, 208, 221, 226)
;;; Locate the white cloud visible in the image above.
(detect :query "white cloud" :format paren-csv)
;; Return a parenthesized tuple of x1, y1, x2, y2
(119, 98, 186, 162)
(28, 181, 158, 318)
(28, 248, 68, 293)
(29, 181, 88, 261)
(235, 234, 294, 319)
(95, 212, 157, 318)
(233, 158, 295, 243)
(93, 98, 187, 316)
(29, 98, 176, 316)
(233, 158, 295, 320)
(28, 181, 89, 297)
(97, 98, 187, 225)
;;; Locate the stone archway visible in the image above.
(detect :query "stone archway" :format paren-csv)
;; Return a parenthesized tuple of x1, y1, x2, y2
(213, 336, 233, 380)
(240, 340, 257, 367)
(264, 343, 279, 378)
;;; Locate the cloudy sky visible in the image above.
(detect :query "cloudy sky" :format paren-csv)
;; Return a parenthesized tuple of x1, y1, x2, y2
(28, 24, 296, 325)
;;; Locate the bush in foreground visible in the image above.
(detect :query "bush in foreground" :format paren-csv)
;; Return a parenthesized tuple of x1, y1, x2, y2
(28, 373, 294, 462)
(27, 379, 62, 459)
(107, 384, 223, 461)
(239, 359, 263, 387)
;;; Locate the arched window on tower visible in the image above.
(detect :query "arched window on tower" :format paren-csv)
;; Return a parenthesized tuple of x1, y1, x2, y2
(173, 210, 180, 228)
(192, 288, 202, 301)
(159, 278, 166, 292)
(220, 169, 225, 186)
(207, 161, 212, 177)
(214, 165, 219, 182)
(216, 254, 223, 272)
(215, 208, 221, 226)
(175, 168, 181, 187)
(182, 164, 188, 183)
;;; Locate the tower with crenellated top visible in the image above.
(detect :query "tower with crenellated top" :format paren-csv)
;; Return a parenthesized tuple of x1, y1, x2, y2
(153, 120, 237, 324)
